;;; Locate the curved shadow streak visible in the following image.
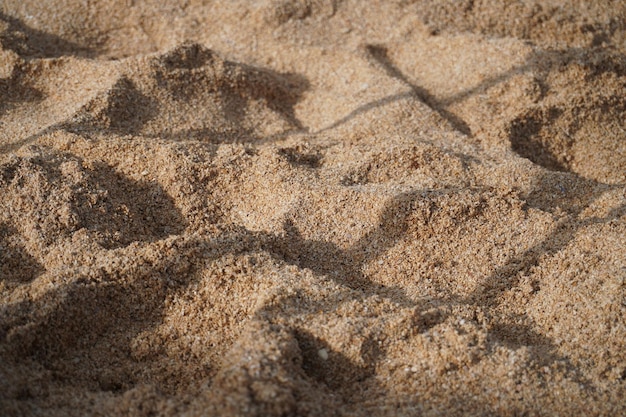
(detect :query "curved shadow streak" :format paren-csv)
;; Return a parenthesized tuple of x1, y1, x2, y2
(257, 175, 623, 387)
(3, 177, 620, 402)
(0, 123, 59, 155)
(458, 174, 625, 380)
(250, 180, 619, 398)
(468, 174, 625, 308)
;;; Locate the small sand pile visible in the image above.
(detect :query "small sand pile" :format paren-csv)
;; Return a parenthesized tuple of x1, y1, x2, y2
(1, 1, 625, 416)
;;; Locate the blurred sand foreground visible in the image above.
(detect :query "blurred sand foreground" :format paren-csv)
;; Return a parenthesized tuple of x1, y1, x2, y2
(0, 1, 625, 416)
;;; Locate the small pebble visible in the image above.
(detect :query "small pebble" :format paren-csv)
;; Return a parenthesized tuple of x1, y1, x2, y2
(318, 348, 329, 361)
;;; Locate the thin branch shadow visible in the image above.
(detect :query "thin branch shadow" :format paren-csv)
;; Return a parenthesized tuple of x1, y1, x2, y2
(364, 44, 472, 136)
(317, 43, 626, 142)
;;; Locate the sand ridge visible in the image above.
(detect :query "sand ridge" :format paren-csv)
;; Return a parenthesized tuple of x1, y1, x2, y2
(1, 1, 625, 416)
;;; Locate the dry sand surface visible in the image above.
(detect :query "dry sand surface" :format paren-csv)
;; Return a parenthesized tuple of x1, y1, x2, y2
(1, 1, 625, 416)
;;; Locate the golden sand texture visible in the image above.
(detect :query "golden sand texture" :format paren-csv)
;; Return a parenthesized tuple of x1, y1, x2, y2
(1, 1, 625, 416)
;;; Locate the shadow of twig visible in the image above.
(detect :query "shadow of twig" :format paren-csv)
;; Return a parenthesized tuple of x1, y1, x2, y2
(317, 43, 626, 148)
(365, 44, 473, 136)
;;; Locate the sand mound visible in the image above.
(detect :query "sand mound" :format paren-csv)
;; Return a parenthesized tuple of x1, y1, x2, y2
(1, 1, 625, 416)
(66, 43, 307, 142)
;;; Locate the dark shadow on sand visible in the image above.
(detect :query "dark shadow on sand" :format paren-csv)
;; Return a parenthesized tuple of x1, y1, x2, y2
(0, 12, 96, 58)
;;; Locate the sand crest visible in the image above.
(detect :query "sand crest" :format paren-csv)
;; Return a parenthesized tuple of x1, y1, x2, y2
(1, 1, 625, 416)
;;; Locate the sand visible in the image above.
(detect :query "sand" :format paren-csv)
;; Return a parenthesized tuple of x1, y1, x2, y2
(0, 1, 625, 415)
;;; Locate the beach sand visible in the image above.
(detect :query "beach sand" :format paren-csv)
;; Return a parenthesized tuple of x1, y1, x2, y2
(1, 1, 625, 415)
